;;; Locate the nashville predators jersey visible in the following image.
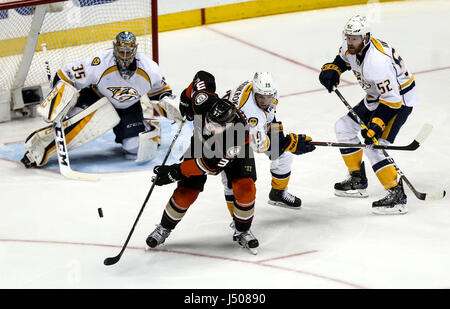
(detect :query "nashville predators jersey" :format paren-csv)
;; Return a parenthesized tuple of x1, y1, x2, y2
(339, 37, 418, 111)
(227, 80, 278, 152)
(56, 49, 171, 109)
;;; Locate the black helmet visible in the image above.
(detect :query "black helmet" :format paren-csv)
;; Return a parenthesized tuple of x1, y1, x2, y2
(206, 98, 236, 126)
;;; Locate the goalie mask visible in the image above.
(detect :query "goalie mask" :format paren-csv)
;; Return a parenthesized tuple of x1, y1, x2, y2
(252, 72, 277, 110)
(205, 98, 236, 134)
(113, 31, 138, 80)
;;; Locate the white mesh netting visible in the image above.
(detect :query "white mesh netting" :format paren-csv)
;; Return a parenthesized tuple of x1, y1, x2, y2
(0, 0, 154, 91)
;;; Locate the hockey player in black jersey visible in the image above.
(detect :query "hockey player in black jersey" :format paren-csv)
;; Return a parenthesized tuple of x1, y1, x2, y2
(146, 71, 259, 254)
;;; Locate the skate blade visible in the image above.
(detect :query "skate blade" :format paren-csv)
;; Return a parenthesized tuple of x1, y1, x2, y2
(235, 241, 258, 255)
(248, 247, 258, 255)
(372, 205, 408, 215)
(267, 200, 301, 210)
(240, 245, 258, 255)
(334, 189, 369, 198)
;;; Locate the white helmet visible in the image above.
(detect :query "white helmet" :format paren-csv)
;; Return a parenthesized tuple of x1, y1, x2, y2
(252, 72, 277, 110)
(252, 72, 276, 96)
(343, 15, 371, 43)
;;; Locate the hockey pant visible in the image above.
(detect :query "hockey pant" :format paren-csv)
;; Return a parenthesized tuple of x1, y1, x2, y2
(160, 157, 257, 233)
(221, 151, 293, 217)
(334, 102, 413, 190)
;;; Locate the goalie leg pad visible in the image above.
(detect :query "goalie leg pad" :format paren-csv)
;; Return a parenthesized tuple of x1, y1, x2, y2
(135, 123, 161, 163)
(25, 98, 120, 166)
(38, 80, 78, 123)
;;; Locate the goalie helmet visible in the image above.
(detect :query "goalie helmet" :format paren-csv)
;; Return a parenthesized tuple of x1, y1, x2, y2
(113, 31, 138, 80)
(342, 15, 371, 45)
(252, 72, 277, 110)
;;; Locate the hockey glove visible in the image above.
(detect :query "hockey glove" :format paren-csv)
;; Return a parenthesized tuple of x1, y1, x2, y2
(361, 118, 385, 145)
(282, 133, 316, 155)
(179, 89, 194, 121)
(153, 164, 182, 186)
(319, 63, 342, 93)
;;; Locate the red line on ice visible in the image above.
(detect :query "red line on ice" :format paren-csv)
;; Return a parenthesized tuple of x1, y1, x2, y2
(0, 238, 365, 289)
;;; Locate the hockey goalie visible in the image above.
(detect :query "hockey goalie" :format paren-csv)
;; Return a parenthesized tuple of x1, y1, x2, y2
(21, 31, 182, 169)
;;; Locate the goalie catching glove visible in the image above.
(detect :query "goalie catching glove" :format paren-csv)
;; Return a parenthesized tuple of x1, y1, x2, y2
(282, 133, 316, 155)
(152, 164, 181, 186)
(141, 94, 183, 122)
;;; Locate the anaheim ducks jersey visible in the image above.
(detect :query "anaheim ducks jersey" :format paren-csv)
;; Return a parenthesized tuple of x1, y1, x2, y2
(56, 49, 171, 109)
(339, 37, 418, 111)
(226, 80, 278, 152)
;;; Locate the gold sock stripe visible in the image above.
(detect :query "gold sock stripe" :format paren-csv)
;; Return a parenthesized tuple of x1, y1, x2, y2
(271, 176, 290, 191)
(342, 149, 363, 173)
(226, 202, 234, 217)
(375, 165, 398, 190)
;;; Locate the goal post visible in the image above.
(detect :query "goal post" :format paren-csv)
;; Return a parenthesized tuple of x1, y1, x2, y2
(0, 0, 158, 122)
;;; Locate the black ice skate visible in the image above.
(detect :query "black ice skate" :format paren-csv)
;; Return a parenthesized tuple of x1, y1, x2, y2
(334, 162, 368, 198)
(372, 180, 407, 215)
(268, 188, 301, 209)
(146, 224, 172, 248)
(233, 229, 259, 255)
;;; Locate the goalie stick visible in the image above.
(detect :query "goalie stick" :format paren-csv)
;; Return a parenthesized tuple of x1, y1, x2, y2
(334, 89, 446, 201)
(53, 121, 100, 181)
(42, 42, 100, 181)
(310, 123, 433, 151)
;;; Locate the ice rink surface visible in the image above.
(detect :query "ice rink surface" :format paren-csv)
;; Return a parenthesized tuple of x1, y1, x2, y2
(0, 0, 449, 289)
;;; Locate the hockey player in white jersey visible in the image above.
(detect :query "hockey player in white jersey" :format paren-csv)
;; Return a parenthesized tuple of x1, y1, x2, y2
(222, 72, 316, 212)
(21, 31, 181, 168)
(319, 15, 419, 215)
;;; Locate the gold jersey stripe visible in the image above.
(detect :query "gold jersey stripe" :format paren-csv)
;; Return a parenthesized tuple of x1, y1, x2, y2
(371, 38, 388, 56)
(399, 74, 415, 90)
(136, 68, 151, 84)
(379, 99, 402, 109)
(98, 66, 118, 82)
(238, 83, 253, 109)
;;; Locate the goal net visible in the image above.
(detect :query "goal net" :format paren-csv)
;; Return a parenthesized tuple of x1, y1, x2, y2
(0, 0, 158, 121)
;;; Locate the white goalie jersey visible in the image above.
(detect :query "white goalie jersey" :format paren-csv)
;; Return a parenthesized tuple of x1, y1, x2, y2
(227, 80, 278, 153)
(339, 37, 418, 111)
(56, 49, 171, 109)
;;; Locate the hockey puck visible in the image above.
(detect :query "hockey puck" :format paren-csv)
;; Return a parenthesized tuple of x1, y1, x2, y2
(98, 208, 103, 218)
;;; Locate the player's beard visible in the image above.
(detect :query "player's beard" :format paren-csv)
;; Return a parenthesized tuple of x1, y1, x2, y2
(347, 41, 364, 55)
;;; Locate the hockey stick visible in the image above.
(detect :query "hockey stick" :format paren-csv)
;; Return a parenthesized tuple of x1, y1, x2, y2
(42, 42, 100, 181)
(53, 121, 100, 181)
(104, 118, 187, 266)
(310, 123, 433, 151)
(41, 43, 52, 85)
(334, 89, 445, 201)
